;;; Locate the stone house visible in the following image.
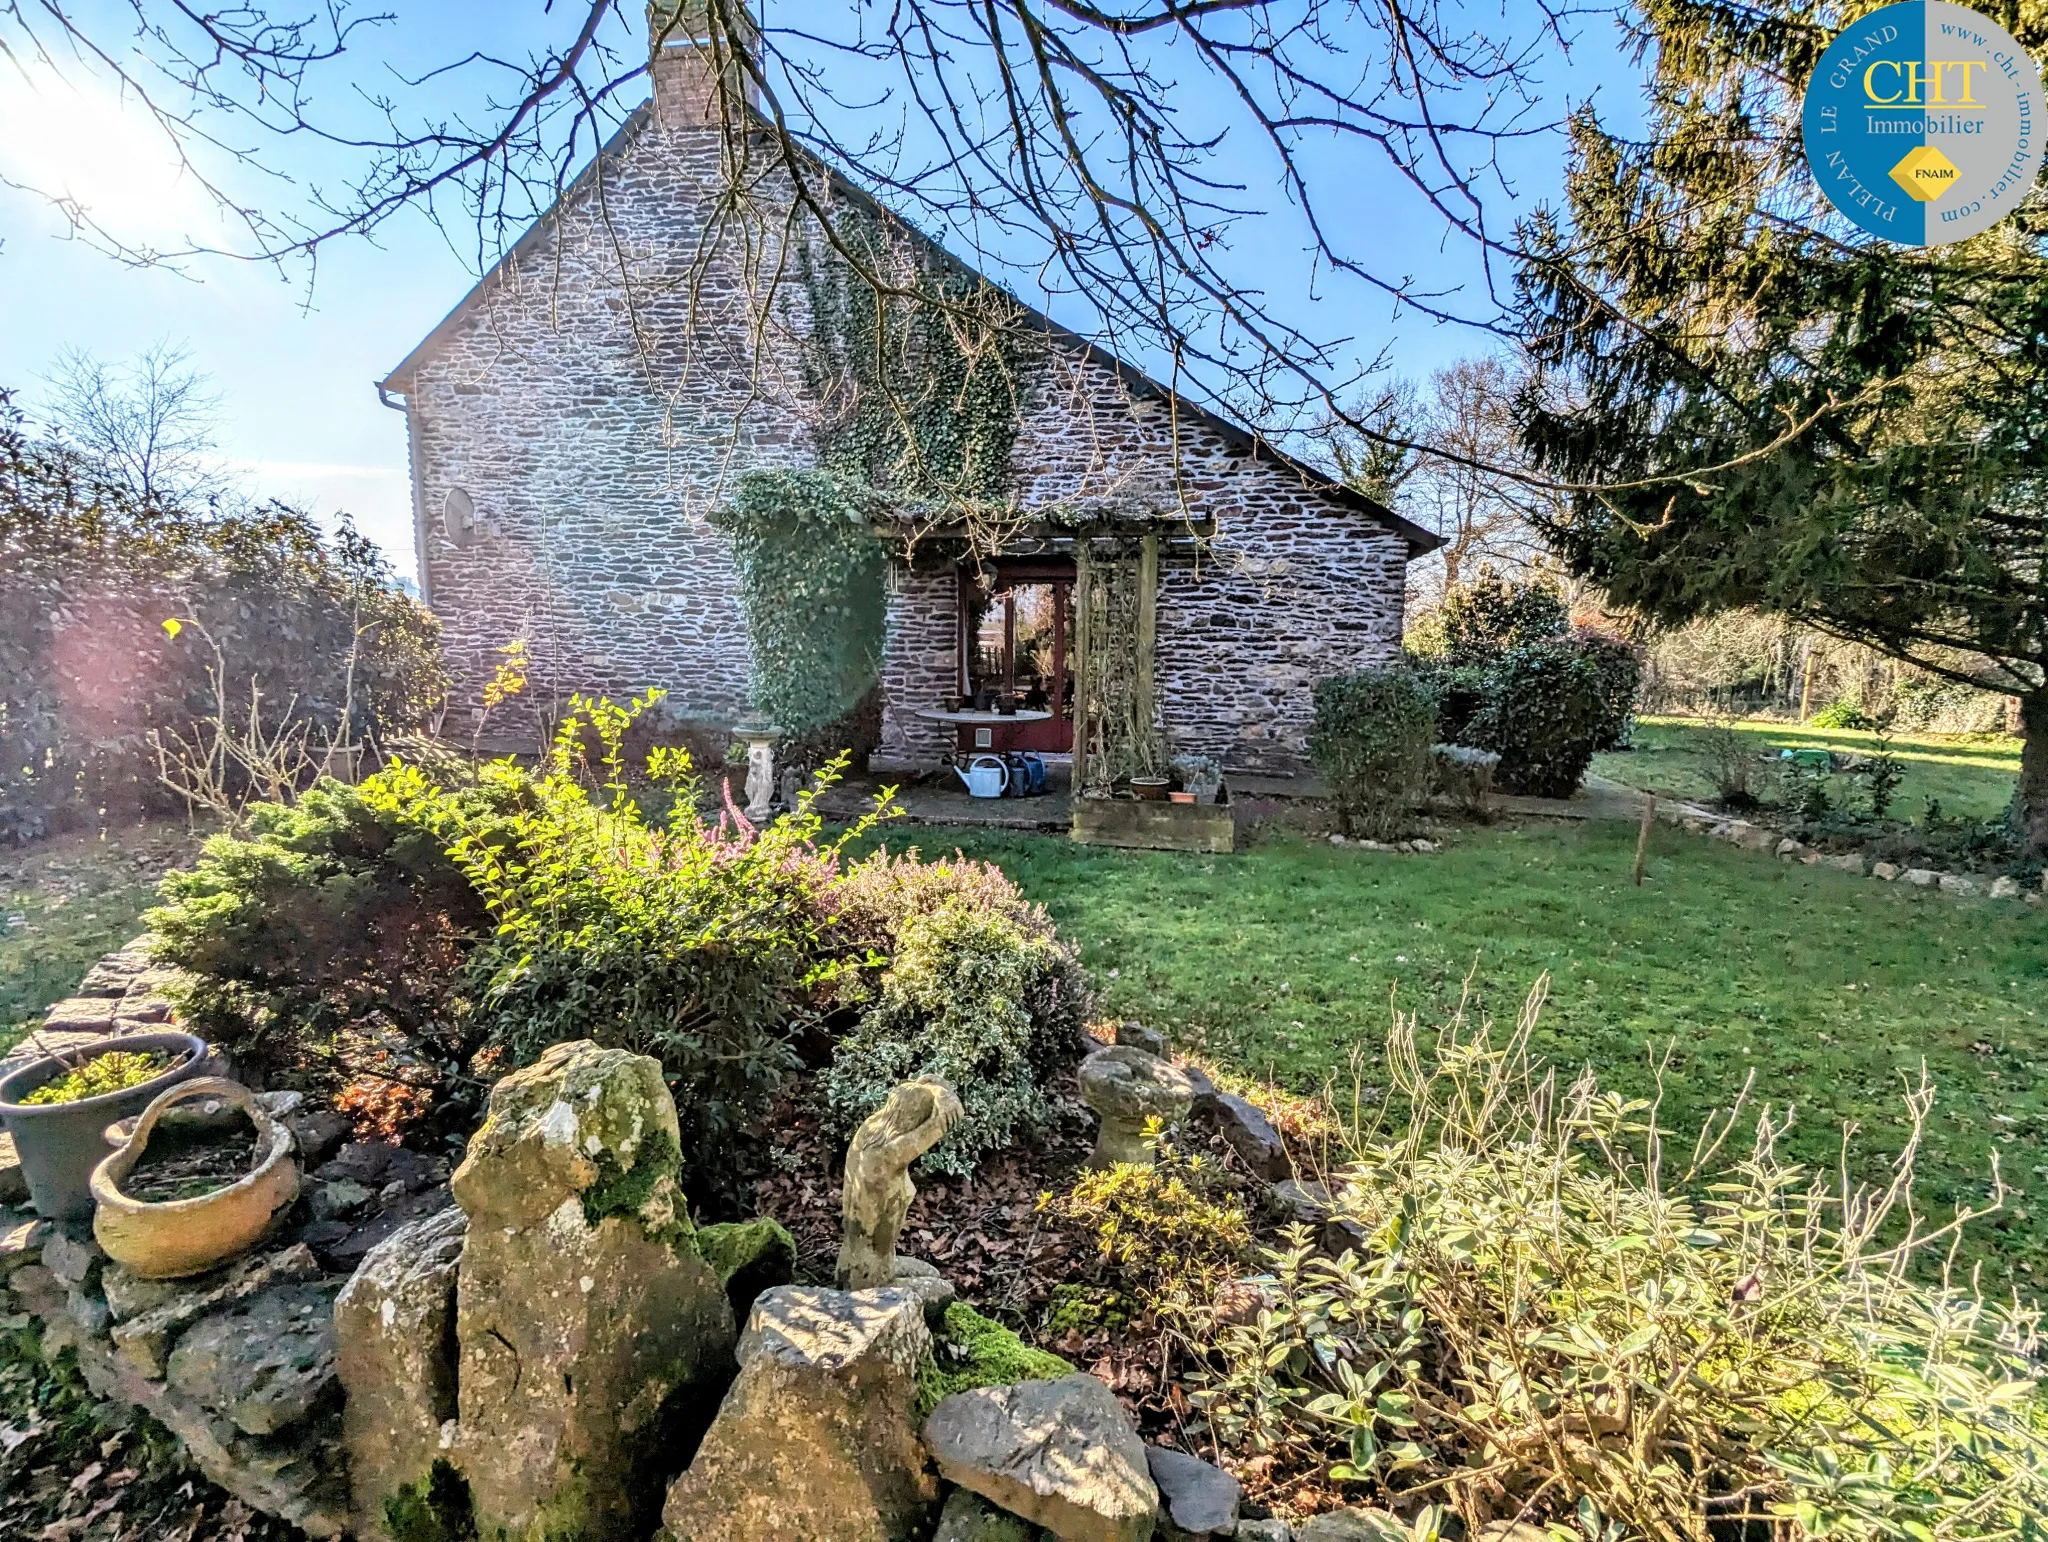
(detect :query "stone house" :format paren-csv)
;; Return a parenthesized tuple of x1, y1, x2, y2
(378, 20, 1439, 776)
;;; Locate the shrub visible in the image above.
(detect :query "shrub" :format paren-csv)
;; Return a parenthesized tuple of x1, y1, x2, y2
(1468, 641, 1606, 797)
(822, 884, 1088, 1175)
(1052, 1149, 1251, 1310)
(1866, 732, 1905, 818)
(1436, 574, 1568, 666)
(1413, 660, 1490, 747)
(1812, 697, 1878, 731)
(1193, 992, 2048, 1538)
(149, 774, 501, 1116)
(430, 694, 894, 1182)
(1309, 668, 1438, 838)
(1699, 716, 1764, 810)
(1780, 753, 1835, 822)
(1575, 629, 1643, 750)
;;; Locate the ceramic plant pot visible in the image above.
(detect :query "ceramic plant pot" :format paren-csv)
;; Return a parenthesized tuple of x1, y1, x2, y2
(91, 1077, 299, 1280)
(1129, 776, 1172, 802)
(1168, 790, 1196, 804)
(0, 1031, 209, 1220)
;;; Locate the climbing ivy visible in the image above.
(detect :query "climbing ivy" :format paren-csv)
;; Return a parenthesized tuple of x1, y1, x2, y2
(708, 470, 890, 734)
(716, 209, 1042, 736)
(798, 205, 1041, 504)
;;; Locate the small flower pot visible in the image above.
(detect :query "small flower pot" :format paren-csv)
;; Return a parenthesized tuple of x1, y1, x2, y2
(92, 1077, 299, 1280)
(0, 1031, 210, 1220)
(1168, 790, 1196, 804)
(1129, 776, 1172, 802)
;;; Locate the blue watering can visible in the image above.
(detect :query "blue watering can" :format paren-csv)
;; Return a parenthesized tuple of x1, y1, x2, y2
(954, 754, 1009, 798)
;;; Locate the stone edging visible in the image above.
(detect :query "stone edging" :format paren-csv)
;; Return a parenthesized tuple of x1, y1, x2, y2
(1669, 810, 2045, 904)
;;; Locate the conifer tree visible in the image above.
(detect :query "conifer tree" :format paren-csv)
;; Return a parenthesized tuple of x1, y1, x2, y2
(1517, 0, 2048, 851)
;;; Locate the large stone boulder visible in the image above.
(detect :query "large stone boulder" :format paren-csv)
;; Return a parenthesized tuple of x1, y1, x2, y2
(451, 1040, 737, 1542)
(1209, 1094, 1289, 1180)
(923, 1373, 1159, 1542)
(334, 1204, 468, 1542)
(661, 1283, 938, 1541)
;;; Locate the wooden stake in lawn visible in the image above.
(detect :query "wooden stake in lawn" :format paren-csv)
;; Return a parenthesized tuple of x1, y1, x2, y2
(1634, 794, 1657, 885)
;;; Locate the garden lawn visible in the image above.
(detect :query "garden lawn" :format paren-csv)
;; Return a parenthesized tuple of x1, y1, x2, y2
(902, 818, 2048, 1280)
(0, 822, 204, 1057)
(1593, 713, 2022, 821)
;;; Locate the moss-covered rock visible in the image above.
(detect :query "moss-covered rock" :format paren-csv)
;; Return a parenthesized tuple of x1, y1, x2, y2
(915, 1302, 1073, 1418)
(694, 1218, 797, 1320)
(451, 1039, 682, 1232)
(450, 1040, 738, 1542)
(383, 1460, 476, 1542)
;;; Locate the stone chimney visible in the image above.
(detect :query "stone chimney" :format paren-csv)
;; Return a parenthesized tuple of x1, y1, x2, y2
(649, 1, 755, 130)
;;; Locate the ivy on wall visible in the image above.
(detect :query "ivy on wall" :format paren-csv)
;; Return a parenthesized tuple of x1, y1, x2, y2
(708, 470, 889, 734)
(798, 204, 1042, 506)
(717, 204, 1048, 736)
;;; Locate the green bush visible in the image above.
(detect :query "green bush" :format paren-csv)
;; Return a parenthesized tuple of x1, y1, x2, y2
(149, 775, 501, 1105)
(1812, 697, 1879, 731)
(1193, 995, 2048, 1539)
(1435, 574, 1568, 666)
(1576, 630, 1643, 750)
(1470, 641, 1607, 797)
(822, 852, 1089, 1175)
(1054, 1149, 1251, 1309)
(1308, 668, 1439, 838)
(151, 697, 1091, 1188)
(1409, 659, 1489, 747)
(425, 694, 893, 1181)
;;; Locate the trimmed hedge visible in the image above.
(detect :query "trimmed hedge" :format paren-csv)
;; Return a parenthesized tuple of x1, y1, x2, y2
(1309, 668, 1438, 838)
(1472, 641, 1609, 797)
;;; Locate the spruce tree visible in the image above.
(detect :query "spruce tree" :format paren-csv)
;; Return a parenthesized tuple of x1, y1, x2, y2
(1517, 0, 2048, 852)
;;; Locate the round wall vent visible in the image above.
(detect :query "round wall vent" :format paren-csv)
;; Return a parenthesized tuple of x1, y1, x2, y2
(443, 487, 478, 548)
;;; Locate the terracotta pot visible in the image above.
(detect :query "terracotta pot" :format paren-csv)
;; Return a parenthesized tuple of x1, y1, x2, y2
(91, 1077, 300, 1280)
(1168, 790, 1196, 804)
(1130, 776, 1172, 802)
(0, 1031, 209, 1220)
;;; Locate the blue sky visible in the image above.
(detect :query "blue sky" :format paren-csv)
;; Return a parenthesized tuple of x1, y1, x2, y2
(0, 2, 1644, 580)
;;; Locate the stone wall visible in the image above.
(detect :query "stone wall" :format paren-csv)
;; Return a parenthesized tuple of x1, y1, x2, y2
(390, 52, 1414, 773)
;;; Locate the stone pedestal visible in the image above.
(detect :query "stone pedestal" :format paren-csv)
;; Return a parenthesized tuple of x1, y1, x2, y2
(1078, 1046, 1196, 1168)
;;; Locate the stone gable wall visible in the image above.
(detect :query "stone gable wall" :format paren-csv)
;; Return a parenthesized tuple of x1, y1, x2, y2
(399, 84, 1408, 773)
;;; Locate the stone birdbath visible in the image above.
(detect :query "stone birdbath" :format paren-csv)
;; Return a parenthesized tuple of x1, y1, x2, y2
(731, 716, 783, 822)
(1078, 1045, 1197, 1168)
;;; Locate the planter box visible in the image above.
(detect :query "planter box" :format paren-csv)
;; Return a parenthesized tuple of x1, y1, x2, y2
(1071, 790, 1235, 853)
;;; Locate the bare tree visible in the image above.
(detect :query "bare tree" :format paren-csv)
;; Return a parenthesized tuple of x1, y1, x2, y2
(1400, 355, 1562, 603)
(1, 1, 1589, 453)
(41, 342, 227, 508)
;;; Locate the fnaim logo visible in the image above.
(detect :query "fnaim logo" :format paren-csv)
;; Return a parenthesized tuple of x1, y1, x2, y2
(1802, 1, 2043, 245)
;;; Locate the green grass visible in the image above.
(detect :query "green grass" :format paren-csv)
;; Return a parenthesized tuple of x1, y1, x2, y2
(1594, 713, 2022, 822)
(888, 819, 2048, 1279)
(0, 827, 196, 1057)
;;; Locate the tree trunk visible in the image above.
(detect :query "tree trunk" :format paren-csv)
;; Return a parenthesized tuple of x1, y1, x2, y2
(2021, 688, 2048, 858)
